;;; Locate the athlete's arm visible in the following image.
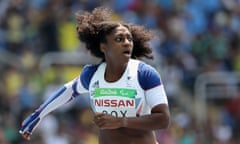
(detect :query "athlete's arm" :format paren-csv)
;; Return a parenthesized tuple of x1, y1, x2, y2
(93, 62, 170, 130)
(118, 103, 170, 130)
(19, 64, 98, 140)
(19, 78, 84, 140)
(122, 63, 170, 130)
(93, 92, 170, 130)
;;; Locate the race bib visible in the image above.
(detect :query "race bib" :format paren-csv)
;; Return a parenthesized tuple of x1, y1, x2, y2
(92, 88, 137, 117)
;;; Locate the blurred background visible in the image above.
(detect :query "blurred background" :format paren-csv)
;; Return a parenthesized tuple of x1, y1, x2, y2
(0, 0, 240, 143)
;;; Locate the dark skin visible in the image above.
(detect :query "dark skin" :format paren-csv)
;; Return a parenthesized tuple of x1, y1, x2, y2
(94, 25, 170, 144)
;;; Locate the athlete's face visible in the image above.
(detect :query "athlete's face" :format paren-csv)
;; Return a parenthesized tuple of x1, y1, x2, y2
(100, 25, 133, 64)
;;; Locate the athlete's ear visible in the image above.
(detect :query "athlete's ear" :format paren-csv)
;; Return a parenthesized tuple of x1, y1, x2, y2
(100, 43, 106, 53)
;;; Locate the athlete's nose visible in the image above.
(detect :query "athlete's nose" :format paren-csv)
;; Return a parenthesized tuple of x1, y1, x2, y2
(122, 38, 132, 47)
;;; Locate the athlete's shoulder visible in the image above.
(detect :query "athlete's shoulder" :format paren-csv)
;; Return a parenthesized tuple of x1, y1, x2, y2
(138, 61, 157, 72)
(129, 59, 157, 74)
(82, 64, 100, 73)
(137, 61, 162, 90)
(80, 63, 101, 89)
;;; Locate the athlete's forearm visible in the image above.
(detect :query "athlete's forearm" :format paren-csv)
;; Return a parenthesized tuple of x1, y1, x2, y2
(37, 85, 74, 118)
(121, 104, 170, 130)
(37, 79, 81, 118)
(19, 80, 78, 138)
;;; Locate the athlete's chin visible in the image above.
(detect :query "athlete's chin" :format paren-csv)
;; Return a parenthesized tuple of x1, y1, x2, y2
(113, 55, 131, 64)
(122, 54, 132, 60)
(122, 57, 131, 63)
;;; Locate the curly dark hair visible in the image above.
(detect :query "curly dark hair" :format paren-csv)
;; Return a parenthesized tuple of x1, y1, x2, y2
(75, 7, 154, 60)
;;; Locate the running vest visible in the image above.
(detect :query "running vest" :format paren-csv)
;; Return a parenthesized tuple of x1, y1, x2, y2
(89, 59, 146, 118)
(76, 59, 168, 118)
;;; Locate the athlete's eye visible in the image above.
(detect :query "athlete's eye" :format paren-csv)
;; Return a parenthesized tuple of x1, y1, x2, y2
(115, 36, 124, 42)
(115, 36, 133, 43)
(127, 36, 133, 42)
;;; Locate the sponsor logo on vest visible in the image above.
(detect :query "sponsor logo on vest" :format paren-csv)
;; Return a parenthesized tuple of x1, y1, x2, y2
(94, 99, 134, 107)
(93, 88, 137, 117)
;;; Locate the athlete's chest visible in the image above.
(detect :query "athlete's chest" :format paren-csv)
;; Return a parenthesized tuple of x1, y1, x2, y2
(88, 61, 145, 117)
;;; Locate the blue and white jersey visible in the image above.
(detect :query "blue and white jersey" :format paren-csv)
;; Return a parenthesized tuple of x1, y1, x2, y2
(36, 59, 168, 119)
(75, 59, 168, 117)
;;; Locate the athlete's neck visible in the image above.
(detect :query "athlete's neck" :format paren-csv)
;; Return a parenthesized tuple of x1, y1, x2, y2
(104, 61, 128, 82)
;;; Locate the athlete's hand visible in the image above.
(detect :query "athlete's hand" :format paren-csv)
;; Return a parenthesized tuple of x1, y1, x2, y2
(93, 113, 124, 129)
(19, 110, 41, 140)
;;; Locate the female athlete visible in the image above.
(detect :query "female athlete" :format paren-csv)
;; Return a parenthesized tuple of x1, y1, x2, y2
(19, 7, 170, 144)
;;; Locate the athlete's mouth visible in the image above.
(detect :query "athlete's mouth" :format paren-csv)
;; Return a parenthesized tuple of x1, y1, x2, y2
(123, 50, 131, 55)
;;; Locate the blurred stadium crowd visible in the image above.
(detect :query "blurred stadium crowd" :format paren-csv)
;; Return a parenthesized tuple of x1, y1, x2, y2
(0, 0, 240, 143)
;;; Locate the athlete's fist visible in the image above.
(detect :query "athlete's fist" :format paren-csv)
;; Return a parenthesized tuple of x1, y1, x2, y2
(93, 113, 125, 129)
(19, 110, 41, 140)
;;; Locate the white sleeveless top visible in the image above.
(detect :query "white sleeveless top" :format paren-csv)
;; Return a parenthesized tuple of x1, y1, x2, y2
(76, 59, 168, 118)
(89, 59, 146, 117)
